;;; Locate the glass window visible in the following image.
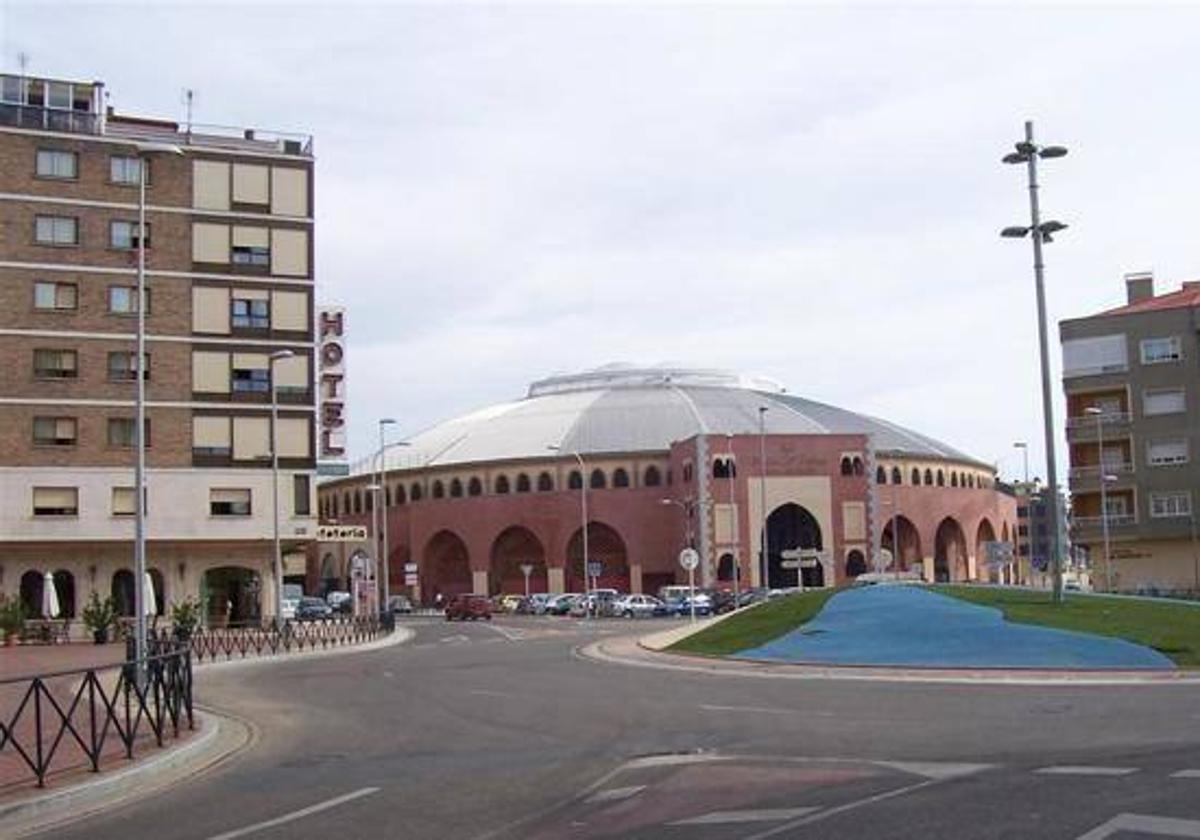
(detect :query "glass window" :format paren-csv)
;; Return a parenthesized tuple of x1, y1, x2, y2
(33, 416, 76, 446)
(110, 156, 144, 185)
(210, 488, 251, 516)
(110, 221, 150, 250)
(1, 76, 22, 103)
(107, 351, 148, 381)
(33, 348, 77, 378)
(36, 149, 77, 179)
(231, 298, 270, 328)
(108, 286, 149, 314)
(293, 475, 311, 516)
(46, 81, 71, 109)
(34, 281, 76, 311)
(1140, 337, 1182, 364)
(231, 367, 270, 393)
(32, 487, 78, 517)
(1150, 492, 1192, 518)
(1147, 439, 1188, 466)
(108, 417, 150, 448)
(35, 215, 78, 245)
(231, 245, 270, 266)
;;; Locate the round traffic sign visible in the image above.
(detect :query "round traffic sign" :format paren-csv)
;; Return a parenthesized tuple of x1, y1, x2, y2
(678, 548, 700, 571)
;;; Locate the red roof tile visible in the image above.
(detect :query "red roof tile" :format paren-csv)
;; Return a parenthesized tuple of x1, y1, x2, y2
(1098, 282, 1200, 316)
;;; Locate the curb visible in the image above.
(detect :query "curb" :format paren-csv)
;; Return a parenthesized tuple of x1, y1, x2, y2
(193, 625, 414, 673)
(582, 634, 1200, 687)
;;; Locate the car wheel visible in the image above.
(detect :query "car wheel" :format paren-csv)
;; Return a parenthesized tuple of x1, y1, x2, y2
(623, 609, 633, 618)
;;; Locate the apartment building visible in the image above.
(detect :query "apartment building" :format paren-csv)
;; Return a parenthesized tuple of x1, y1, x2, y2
(1010, 481, 1078, 589)
(0, 72, 318, 629)
(1060, 272, 1200, 594)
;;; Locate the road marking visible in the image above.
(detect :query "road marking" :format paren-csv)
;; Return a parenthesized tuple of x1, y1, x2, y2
(879, 761, 995, 780)
(205, 787, 380, 840)
(469, 689, 515, 698)
(486, 624, 527, 641)
(741, 778, 941, 840)
(1171, 769, 1200, 779)
(1036, 766, 1139, 777)
(440, 634, 469, 644)
(699, 704, 833, 717)
(671, 807, 820, 825)
(1076, 812, 1200, 839)
(584, 785, 645, 804)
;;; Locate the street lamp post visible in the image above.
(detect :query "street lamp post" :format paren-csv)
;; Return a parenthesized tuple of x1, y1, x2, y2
(378, 418, 397, 613)
(758, 406, 769, 589)
(269, 349, 294, 623)
(1001, 120, 1069, 604)
(548, 445, 588, 615)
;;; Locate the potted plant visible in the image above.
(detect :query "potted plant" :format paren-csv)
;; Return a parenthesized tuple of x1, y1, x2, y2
(82, 592, 115, 645)
(170, 597, 201, 642)
(0, 596, 24, 645)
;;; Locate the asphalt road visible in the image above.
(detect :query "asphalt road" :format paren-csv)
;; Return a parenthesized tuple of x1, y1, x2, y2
(47, 616, 1200, 840)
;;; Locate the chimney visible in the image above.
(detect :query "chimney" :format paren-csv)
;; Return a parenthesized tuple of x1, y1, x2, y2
(1125, 271, 1154, 305)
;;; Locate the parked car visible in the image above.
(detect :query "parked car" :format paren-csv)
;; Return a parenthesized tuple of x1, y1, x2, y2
(326, 590, 352, 614)
(612, 594, 668, 618)
(569, 589, 621, 617)
(281, 583, 303, 621)
(545, 593, 580, 615)
(494, 594, 524, 613)
(386, 595, 413, 614)
(296, 596, 333, 621)
(522, 593, 553, 615)
(445, 594, 493, 621)
(667, 591, 713, 617)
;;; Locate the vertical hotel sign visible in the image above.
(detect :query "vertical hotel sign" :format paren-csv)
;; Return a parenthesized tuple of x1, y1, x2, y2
(318, 306, 350, 476)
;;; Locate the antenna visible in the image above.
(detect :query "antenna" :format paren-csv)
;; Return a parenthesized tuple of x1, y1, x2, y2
(17, 51, 29, 76)
(182, 87, 196, 140)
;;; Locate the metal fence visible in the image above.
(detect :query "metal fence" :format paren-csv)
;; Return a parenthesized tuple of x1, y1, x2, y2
(180, 615, 384, 663)
(0, 644, 193, 789)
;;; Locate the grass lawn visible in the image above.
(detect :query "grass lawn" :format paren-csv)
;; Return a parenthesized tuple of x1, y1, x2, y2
(668, 589, 839, 657)
(933, 585, 1200, 668)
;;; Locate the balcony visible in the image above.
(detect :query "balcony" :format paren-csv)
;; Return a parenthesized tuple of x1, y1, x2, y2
(0, 102, 100, 135)
(1065, 412, 1131, 439)
(1068, 462, 1135, 482)
(1072, 514, 1137, 529)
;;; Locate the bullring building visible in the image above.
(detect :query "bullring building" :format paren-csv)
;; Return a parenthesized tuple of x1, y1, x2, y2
(315, 366, 1017, 602)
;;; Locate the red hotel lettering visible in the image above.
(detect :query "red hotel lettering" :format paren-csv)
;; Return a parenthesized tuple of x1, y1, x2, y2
(321, 341, 344, 367)
(319, 310, 344, 340)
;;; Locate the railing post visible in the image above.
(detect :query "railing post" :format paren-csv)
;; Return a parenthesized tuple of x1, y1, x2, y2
(33, 680, 46, 787)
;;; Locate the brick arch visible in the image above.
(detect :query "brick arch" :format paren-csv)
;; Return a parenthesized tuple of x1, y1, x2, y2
(934, 517, 968, 582)
(975, 517, 997, 581)
(565, 521, 629, 592)
(422, 529, 472, 602)
(881, 514, 922, 572)
(489, 526, 548, 596)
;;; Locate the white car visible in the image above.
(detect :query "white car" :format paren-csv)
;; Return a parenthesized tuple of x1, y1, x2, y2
(612, 594, 667, 618)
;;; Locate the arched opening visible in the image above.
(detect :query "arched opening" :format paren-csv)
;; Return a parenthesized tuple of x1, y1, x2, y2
(516, 473, 531, 493)
(589, 469, 607, 489)
(911, 468, 921, 485)
(568, 470, 582, 490)
(968, 474, 975, 489)
(537, 472, 553, 492)
(495, 475, 510, 494)
(891, 466, 902, 485)
(467, 477, 483, 497)
(644, 465, 662, 487)
(19, 570, 43, 618)
(201, 566, 261, 626)
(365, 489, 374, 512)
(354, 490, 363, 514)
(765, 503, 823, 589)
(876, 466, 887, 484)
(717, 459, 733, 479)
(148, 568, 165, 616)
(936, 469, 945, 486)
(395, 484, 407, 505)
(422, 530, 472, 603)
(852, 457, 864, 476)
(881, 514, 922, 572)
(52, 570, 76, 618)
(385, 486, 391, 507)
(411, 483, 423, 502)
(845, 550, 867, 578)
(613, 468, 630, 488)
(342, 492, 350, 514)
(431, 480, 445, 499)
(934, 517, 969, 582)
(951, 473, 959, 488)
(716, 553, 737, 583)
(839, 457, 852, 476)
(111, 569, 136, 617)
(924, 468, 933, 485)
(489, 526, 548, 596)
(976, 518, 997, 582)
(450, 478, 464, 498)
(566, 521, 630, 592)
(683, 463, 693, 483)
(320, 552, 339, 594)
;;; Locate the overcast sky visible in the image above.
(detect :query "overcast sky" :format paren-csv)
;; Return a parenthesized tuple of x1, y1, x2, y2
(4, 2, 1200, 482)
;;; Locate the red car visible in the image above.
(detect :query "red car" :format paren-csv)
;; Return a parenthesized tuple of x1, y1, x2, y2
(445, 594, 493, 621)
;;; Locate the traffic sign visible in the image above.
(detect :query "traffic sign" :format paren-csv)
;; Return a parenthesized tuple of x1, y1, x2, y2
(587, 561, 603, 578)
(678, 548, 700, 571)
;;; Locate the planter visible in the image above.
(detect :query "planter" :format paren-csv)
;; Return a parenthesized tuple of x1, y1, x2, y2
(92, 628, 109, 645)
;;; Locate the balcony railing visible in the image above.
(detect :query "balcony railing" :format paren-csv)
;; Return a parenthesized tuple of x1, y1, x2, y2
(1072, 514, 1137, 529)
(1066, 411, 1131, 431)
(1068, 463, 1135, 480)
(0, 102, 100, 135)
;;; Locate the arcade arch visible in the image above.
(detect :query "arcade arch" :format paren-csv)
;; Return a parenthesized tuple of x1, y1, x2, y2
(765, 503, 823, 588)
(422, 530, 472, 602)
(489, 526, 548, 595)
(565, 522, 629, 592)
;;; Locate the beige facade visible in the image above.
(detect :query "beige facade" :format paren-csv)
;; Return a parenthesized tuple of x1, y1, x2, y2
(0, 72, 319, 630)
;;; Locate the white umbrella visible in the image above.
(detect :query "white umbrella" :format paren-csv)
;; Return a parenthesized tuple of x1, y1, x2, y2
(143, 571, 157, 617)
(42, 571, 61, 619)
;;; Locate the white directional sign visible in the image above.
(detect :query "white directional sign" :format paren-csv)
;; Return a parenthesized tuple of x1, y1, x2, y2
(678, 548, 700, 571)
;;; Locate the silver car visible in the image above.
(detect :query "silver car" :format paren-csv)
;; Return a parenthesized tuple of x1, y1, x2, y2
(612, 594, 666, 618)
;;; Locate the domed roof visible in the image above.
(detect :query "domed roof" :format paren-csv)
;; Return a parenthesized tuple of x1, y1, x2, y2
(362, 365, 986, 474)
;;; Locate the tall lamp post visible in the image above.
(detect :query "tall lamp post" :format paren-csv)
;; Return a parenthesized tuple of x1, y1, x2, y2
(548, 445, 588, 614)
(269, 349, 294, 623)
(377, 418, 397, 613)
(1000, 120, 1069, 604)
(130, 141, 180, 680)
(758, 406, 769, 589)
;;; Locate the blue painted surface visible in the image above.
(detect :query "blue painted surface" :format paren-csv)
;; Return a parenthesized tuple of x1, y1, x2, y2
(737, 586, 1176, 670)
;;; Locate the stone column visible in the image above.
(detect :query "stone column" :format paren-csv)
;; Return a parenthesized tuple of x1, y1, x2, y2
(472, 569, 488, 595)
(629, 562, 643, 594)
(548, 567, 565, 594)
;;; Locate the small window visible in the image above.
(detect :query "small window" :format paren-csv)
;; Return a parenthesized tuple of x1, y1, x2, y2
(108, 286, 149, 314)
(110, 156, 145, 185)
(450, 478, 463, 498)
(683, 463, 693, 483)
(394, 484, 407, 505)
(34, 280, 77, 311)
(36, 149, 77, 179)
(33, 487, 78, 517)
(110, 221, 150, 250)
(33, 348, 77, 379)
(644, 465, 661, 487)
(1140, 337, 1182, 365)
(567, 470, 582, 490)
(951, 473, 959, 488)
(936, 470, 945, 486)
(210, 488, 251, 516)
(232, 366, 270, 393)
(839, 457, 853, 476)
(1147, 439, 1189, 466)
(108, 417, 150, 448)
(33, 416, 76, 446)
(1143, 388, 1186, 417)
(515, 474, 531, 493)
(112, 487, 140, 517)
(231, 298, 270, 329)
(613, 468, 629, 488)
(108, 351, 149, 381)
(590, 469, 607, 489)
(468, 477, 482, 497)
(432, 480, 445, 499)
(411, 483, 423, 502)
(891, 467, 902, 484)
(365, 487, 374, 512)
(1150, 492, 1191, 518)
(911, 468, 921, 485)
(876, 466, 886, 484)
(232, 245, 270, 266)
(293, 474, 311, 516)
(537, 472, 553, 492)
(35, 215, 78, 245)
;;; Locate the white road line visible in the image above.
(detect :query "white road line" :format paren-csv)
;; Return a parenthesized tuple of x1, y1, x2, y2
(469, 689, 516, 698)
(671, 807, 819, 825)
(1075, 812, 1200, 839)
(699, 704, 833, 717)
(1036, 766, 1139, 777)
(879, 761, 995, 781)
(1171, 769, 1200, 779)
(741, 778, 941, 840)
(584, 785, 645, 804)
(205, 787, 380, 840)
(486, 624, 527, 641)
(440, 634, 470, 644)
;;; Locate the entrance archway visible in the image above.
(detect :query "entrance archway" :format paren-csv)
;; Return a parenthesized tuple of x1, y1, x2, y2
(765, 503, 823, 588)
(881, 515, 922, 572)
(111, 570, 136, 617)
(566, 522, 629, 592)
(202, 566, 261, 626)
(422, 530, 472, 603)
(976, 519, 997, 582)
(934, 518, 969, 582)
(716, 553, 737, 583)
(490, 526, 547, 596)
(19, 571, 43, 618)
(319, 552, 339, 595)
(845, 550, 867, 578)
(53, 570, 76, 618)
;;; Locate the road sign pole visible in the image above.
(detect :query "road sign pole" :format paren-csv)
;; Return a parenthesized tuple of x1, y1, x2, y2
(689, 564, 696, 624)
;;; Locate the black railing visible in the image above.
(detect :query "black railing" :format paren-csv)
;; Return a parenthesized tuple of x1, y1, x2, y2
(179, 615, 383, 663)
(0, 643, 193, 790)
